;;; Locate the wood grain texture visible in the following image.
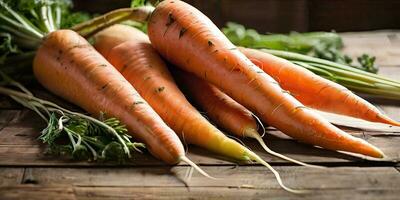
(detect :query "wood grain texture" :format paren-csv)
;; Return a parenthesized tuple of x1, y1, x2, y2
(1, 185, 399, 200)
(20, 167, 400, 189)
(1, 167, 399, 200)
(341, 33, 400, 66)
(0, 185, 75, 200)
(0, 168, 24, 186)
(73, 187, 400, 200)
(1, 121, 399, 166)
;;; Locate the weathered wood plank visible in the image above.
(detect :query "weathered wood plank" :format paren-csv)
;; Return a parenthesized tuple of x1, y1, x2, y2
(0, 127, 41, 145)
(0, 168, 24, 186)
(340, 31, 400, 66)
(372, 66, 400, 122)
(0, 185, 75, 200)
(379, 66, 400, 80)
(74, 187, 400, 200)
(1, 133, 398, 166)
(19, 166, 400, 189)
(7, 110, 46, 128)
(0, 110, 19, 125)
(0, 118, 398, 166)
(1, 185, 399, 200)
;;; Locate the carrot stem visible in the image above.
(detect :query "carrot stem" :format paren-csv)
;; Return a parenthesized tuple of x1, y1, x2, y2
(73, 6, 154, 38)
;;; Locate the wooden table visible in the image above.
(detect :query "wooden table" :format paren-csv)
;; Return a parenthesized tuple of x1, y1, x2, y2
(1, 31, 400, 200)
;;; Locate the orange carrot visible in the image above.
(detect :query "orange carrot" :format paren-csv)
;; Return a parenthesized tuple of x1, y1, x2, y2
(240, 47, 400, 126)
(173, 68, 322, 168)
(33, 29, 210, 177)
(147, 0, 384, 158)
(94, 24, 304, 193)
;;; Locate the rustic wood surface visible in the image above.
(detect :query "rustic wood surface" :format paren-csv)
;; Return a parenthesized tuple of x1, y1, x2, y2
(1, 31, 400, 199)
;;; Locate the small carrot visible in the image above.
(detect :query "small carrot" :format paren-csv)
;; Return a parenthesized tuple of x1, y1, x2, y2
(94, 24, 304, 193)
(33, 29, 211, 177)
(173, 68, 322, 168)
(240, 47, 400, 126)
(147, 0, 384, 158)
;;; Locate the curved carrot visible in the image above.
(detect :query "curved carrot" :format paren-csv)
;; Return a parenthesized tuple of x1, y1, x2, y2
(33, 30, 210, 178)
(94, 25, 303, 193)
(173, 68, 323, 168)
(240, 47, 400, 126)
(147, 0, 384, 158)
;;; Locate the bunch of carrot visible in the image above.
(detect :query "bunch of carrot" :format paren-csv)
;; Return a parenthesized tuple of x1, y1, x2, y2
(1, 0, 399, 193)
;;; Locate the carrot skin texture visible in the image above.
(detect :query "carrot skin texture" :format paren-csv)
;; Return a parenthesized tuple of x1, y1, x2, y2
(33, 30, 184, 164)
(147, 0, 384, 158)
(240, 47, 400, 126)
(94, 24, 150, 58)
(173, 68, 257, 138)
(94, 25, 256, 161)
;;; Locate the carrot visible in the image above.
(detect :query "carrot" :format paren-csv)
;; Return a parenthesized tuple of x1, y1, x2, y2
(173, 68, 322, 168)
(240, 47, 400, 126)
(94, 24, 304, 193)
(147, 0, 384, 158)
(33, 29, 211, 177)
(94, 24, 150, 58)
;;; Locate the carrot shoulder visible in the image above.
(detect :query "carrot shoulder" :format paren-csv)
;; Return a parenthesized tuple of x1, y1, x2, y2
(147, 0, 384, 158)
(240, 47, 400, 126)
(33, 29, 184, 164)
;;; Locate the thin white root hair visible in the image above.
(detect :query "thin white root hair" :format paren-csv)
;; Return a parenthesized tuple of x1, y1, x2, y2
(184, 165, 194, 183)
(226, 134, 251, 151)
(180, 156, 217, 180)
(248, 130, 325, 169)
(249, 151, 309, 194)
(250, 113, 266, 137)
(181, 131, 189, 154)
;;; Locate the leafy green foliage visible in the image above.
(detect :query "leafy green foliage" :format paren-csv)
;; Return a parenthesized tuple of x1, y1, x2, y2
(0, 33, 20, 64)
(131, 0, 147, 8)
(122, 21, 148, 33)
(60, 10, 91, 29)
(130, 0, 158, 8)
(39, 113, 144, 163)
(0, 0, 91, 79)
(357, 54, 377, 73)
(127, 0, 156, 33)
(223, 22, 378, 73)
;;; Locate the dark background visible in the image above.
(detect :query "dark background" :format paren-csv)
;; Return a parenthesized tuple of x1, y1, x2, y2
(73, 0, 400, 33)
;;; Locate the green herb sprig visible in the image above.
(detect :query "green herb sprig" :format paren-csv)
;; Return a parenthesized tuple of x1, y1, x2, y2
(222, 22, 378, 73)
